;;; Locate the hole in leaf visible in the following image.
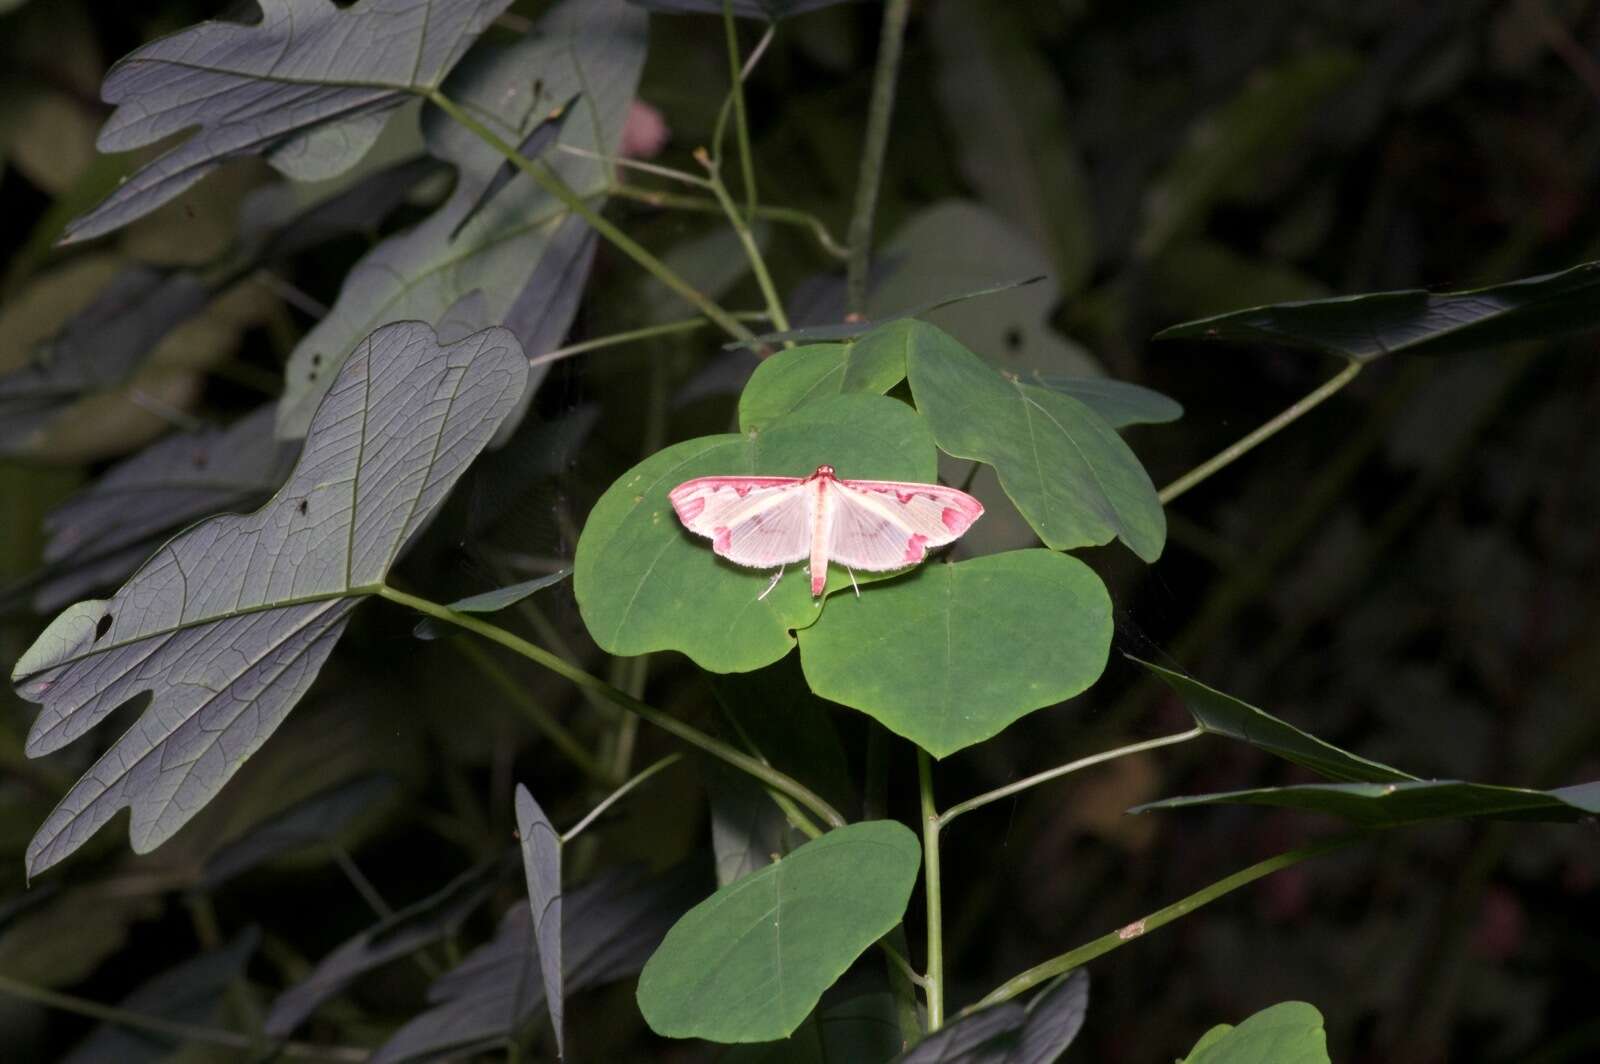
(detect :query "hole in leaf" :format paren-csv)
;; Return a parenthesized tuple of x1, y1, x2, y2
(311, 353, 323, 366)
(95, 614, 113, 641)
(1004, 327, 1024, 352)
(297, 499, 308, 516)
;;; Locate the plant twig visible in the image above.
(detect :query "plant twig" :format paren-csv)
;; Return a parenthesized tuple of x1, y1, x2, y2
(964, 834, 1366, 1013)
(1158, 357, 1362, 505)
(917, 749, 945, 1031)
(378, 586, 847, 831)
(846, 0, 912, 313)
(610, 183, 850, 259)
(425, 89, 753, 343)
(939, 727, 1205, 828)
(562, 753, 683, 843)
(697, 149, 791, 333)
(723, 0, 759, 219)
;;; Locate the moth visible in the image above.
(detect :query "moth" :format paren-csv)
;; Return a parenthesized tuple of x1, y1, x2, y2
(669, 465, 984, 598)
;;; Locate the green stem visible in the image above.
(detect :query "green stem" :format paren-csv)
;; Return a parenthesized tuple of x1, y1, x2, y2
(610, 184, 850, 259)
(940, 728, 1205, 828)
(0, 971, 365, 1062)
(703, 162, 791, 333)
(917, 749, 944, 1031)
(723, 0, 758, 220)
(846, 0, 912, 313)
(562, 753, 683, 843)
(529, 314, 760, 369)
(378, 586, 847, 831)
(1158, 358, 1362, 505)
(425, 89, 753, 343)
(450, 636, 611, 784)
(965, 834, 1365, 1013)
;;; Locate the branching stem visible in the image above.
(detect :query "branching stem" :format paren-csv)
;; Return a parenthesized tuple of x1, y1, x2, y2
(917, 749, 945, 1031)
(846, 0, 912, 312)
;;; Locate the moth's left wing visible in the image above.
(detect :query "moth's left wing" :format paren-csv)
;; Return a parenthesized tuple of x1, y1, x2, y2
(669, 475, 814, 569)
(828, 479, 984, 571)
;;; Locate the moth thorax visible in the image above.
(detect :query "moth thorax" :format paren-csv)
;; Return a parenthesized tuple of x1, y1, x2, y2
(813, 464, 836, 478)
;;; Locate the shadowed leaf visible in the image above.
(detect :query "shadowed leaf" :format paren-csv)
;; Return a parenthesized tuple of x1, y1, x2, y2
(1133, 778, 1600, 825)
(451, 93, 579, 241)
(63, 0, 513, 243)
(201, 775, 397, 888)
(515, 784, 565, 1058)
(13, 322, 527, 876)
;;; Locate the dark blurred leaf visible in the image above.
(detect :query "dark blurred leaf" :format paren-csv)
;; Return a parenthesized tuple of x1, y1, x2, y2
(13, 323, 527, 877)
(515, 784, 565, 1058)
(0, 887, 160, 988)
(626, 0, 858, 19)
(62, 929, 258, 1064)
(264, 859, 503, 1037)
(929, 2, 1093, 294)
(1153, 261, 1600, 362)
(201, 775, 397, 889)
(62, 0, 512, 242)
(729, 277, 1045, 349)
(1132, 660, 1417, 783)
(1027, 376, 1183, 429)
(1179, 1001, 1329, 1064)
(637, 821, 921, 1042)
(1013, 970, 1090, 1063)
(451, 93, 579, 241)
(723, 992, 903, 1064)
(893, 1002, 1023, 1063)
(246, 154, 445, 264)
(371, 864, 701, 1063)
(1132, 778, 1600, 826)
(278, 0, 647, 437)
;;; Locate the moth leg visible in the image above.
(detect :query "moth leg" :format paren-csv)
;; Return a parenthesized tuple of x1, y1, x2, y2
(758, 564, 785, 601)
(848, 567, 860, 598)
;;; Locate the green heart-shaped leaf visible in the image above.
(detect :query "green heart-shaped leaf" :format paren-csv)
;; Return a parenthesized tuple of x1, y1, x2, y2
(738, 320, 914, 433)
(1180, 1002, 1329, 1064)
(574, 394, 937, 673)
(905, 322, 1164, 561)
(799, 550, 1111, 757)
(636, 820, 921, 1043)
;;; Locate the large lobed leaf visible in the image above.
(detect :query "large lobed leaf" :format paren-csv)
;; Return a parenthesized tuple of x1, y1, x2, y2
(575, 393, 939, 673)
(636, 820, 922, 1043)
(1154, 260, 1600, 361)
(12, 321, 527, 877)
(906, 321, 1165, 561)
(277, 0, 648, 437)
(63, 0, 513, 243)
(799, 551, 1113, 758)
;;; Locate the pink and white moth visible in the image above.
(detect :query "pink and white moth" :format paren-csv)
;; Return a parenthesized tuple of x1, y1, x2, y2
(668, 465, 984, 598)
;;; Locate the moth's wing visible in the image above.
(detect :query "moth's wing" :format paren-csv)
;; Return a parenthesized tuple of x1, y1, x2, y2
(669, 476, 814, 569)
(828, 479, 984, 571)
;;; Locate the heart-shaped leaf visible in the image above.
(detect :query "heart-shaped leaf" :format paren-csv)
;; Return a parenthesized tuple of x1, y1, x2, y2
(13, 321, 527, 877)
(906, 322, 1165, 562)
(515, 785, 565, 1058)
(1027, 376, 1183, 429)
(63, 0, 512, 243)
(636, 820, 921, 1043)
(737, 320, 915, 433)
(1153, 260, 1600, 361)
(800, 550, 1111, 757)
(575, 393, 938, 673)
(1132, 659, 1416, 783)
(1179, 1002, 1329, 1064)
(277, 0, 647, 437)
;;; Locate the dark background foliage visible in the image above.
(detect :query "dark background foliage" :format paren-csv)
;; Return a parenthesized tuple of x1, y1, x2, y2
(2, 1, 1599, 1061)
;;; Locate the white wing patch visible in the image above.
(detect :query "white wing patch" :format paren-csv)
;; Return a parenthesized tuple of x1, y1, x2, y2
(668, 476, 814, 569)
(828, 480, 985, 571)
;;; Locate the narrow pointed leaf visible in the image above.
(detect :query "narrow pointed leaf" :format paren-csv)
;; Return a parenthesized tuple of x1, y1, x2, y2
(799, 550, 1111, 758)
(1132, 778, 1600, 825)
(265, 860, 502, 1037)
(63, 0, 513, 243)
(636, 820, 921, 1043)
(1027, 376, 1183, 429)
(1131, 659, 1417, 783)
(451, 94, 579, 241)
(13, 322, 527, 876)
(202, 775, 397, 888)
(448, 570, 573, 615)
(278, 0, 647, 437)
(906, 322, 1165, 561)
(1153, 261, 1600, 361)
(1180, 1002, 1329, 1064)
(574, 394, 938, 673)
(515, 784, 565, 1058)
(738, 320, 914, 433)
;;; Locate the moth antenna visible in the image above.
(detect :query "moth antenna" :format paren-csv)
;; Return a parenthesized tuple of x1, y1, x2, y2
(758, 564, 785, 601)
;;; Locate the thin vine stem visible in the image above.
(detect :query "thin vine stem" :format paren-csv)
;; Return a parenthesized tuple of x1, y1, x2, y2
(846, 0, 912, 313)
(698, 150, 791, 333)
(940, 727, 1205, 828)
(376, 586, 847, 831)
(965, 833, 1367, 1013)
(917, 749, 945, 1031)
(0, 971, 365, 1062)
(563, 753, 683, 843)
(424, 89, 753, 343)
(722, 0, 758, 219)
(1158, 357, 1362, 505)
(609, 183, 850, 259)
